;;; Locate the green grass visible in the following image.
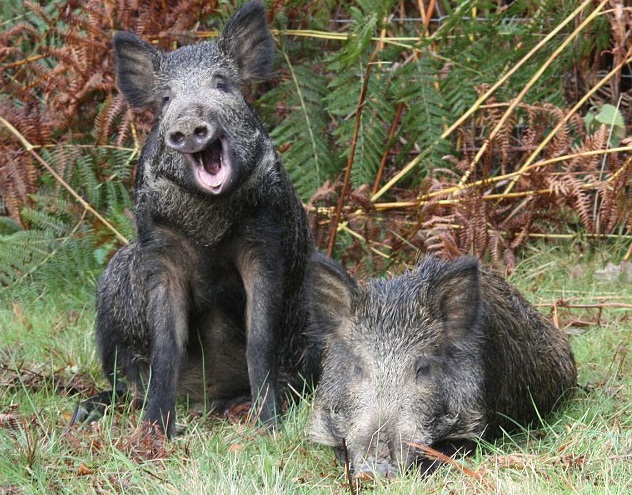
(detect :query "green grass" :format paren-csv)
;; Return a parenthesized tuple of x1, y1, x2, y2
(1, 243, 630, 494)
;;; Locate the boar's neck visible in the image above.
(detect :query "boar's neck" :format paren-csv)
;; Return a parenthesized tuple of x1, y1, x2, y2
(139, 180, 240, 245)
(134, 134, 288, 247)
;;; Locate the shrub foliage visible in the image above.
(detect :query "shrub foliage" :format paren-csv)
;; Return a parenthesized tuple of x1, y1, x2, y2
(1, 0, 631, 286)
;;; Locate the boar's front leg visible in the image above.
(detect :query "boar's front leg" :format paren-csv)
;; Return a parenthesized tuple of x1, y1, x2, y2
(143, 256, 190, 437)
(237, 244, 285, 426)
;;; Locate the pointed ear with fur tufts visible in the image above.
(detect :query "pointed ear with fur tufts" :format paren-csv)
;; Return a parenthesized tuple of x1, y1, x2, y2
(112, 31, 162, 108)
(427, 256, 481, 343)
(309, 254, 358, 341)
(217, 1, 275, 83)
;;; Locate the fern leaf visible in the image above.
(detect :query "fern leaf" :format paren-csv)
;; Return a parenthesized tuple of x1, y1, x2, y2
(267, 56, 339, 201)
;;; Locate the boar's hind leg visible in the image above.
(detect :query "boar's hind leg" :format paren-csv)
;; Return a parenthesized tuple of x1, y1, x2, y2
(70, 243, 146, 426)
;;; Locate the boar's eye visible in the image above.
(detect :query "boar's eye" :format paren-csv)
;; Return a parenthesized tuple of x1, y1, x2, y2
(352, 364, 364, 379)
(214, 76, 229, 92)
(161, 89, 173, 108)
(415, 356, 433, 379)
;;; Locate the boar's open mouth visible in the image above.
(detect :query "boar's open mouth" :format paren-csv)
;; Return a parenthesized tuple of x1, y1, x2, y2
(184, 138, 232, 195)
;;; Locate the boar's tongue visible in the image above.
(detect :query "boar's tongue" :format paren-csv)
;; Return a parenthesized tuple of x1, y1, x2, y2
(196, 139, 222, 175)
(189, 137, 231, 194)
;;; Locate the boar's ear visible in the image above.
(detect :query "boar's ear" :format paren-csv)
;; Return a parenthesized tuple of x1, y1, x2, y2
(310, 254, 358, 338)
(432, 256, 481, 342)
(217, 1, 275, 83)
(113, 32, 161, 108)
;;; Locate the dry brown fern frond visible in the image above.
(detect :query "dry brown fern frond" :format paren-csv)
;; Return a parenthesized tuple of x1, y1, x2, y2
(553, 125, 615, 233)
(112, 0, 219, 42)
(479, 92, 517, 175)
(542, 103, 572, 159)
(0, 99, 53, 222)
(549, 171, 596, 233)
(0, 154, 38, 223)
(520, 103, 574, 159)
(567, 124, 609, 172)
(455, 189, 489, 259)
(506, 203, 536, 251)
(594, 154, 632, 234)
(454, 89, 519, 181)
(408, 92, 629, 269)
(423, 219, 462, 261)
(94, 94, 131, 147)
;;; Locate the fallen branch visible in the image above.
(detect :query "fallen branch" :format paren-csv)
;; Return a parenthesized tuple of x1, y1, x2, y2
(537, 301, 632, 310)
(407, 442, 494, 491)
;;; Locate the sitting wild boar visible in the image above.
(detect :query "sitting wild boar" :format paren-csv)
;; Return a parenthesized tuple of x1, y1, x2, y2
(72, 1, 321, 436)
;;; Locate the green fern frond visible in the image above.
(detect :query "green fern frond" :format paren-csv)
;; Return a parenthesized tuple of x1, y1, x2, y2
(324, 59, 393, 188)
(0, 143, 134, 289)
(0, 229, 55, 286)
(396, 58, 454, 171)
(0, 219, 103, 290)
(267, 51, 340, 201)
(20, 205, 72, 236)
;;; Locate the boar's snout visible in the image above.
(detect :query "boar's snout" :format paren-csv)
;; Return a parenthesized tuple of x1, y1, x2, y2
(166, 117, 215, 154)
(354, 460, 399, 480)
(348, 429, 411, 479)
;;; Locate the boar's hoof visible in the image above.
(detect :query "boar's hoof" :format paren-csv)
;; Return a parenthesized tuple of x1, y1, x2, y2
(69, 392, 109, 426)
(68, 383, 130, 427)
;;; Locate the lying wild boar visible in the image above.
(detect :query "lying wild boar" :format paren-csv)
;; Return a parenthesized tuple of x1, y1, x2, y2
(309, 255, 576, 478)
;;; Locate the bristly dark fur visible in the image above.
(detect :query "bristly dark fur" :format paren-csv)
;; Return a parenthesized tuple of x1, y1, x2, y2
(309, 255, 577, 478)
(72, 1, 322, 436)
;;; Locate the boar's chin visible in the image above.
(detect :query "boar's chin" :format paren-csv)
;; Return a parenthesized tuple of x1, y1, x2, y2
(184, 137, 233, 195)
(309, 408, 346, 448)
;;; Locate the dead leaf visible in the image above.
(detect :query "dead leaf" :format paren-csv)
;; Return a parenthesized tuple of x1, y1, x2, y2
(0, 413, 19, 429)
(77, 463, 94, 476)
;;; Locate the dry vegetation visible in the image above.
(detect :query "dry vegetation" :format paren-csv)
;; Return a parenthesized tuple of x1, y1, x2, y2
(0, 1, 631, 493)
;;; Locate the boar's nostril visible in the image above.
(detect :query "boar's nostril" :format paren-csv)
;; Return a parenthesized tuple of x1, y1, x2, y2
(194, 126, 208, 139)
(168, 131, 186, 147)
